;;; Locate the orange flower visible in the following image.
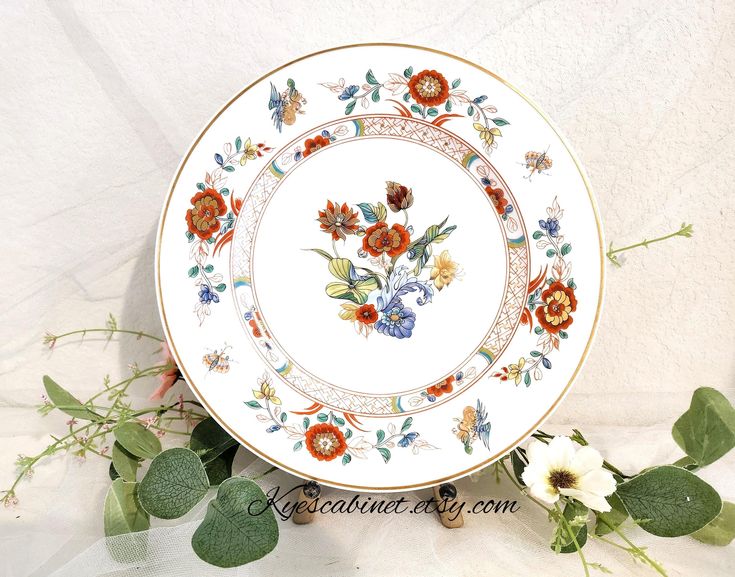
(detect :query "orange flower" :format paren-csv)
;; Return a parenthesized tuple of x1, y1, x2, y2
(385, 181, 414, 212)
(535, 282, 577, 333)
(485, 186, 508, 216)
(303, 134, 330, 157)
(362, 223, 410, 258)
(304, 423, 347, 461)
(408, 70, 450, 107)
(317, 201, 360, 240)
(428, 375, 455, 397)
(356, 303, 378, 325)
(186, 189, 226, 240)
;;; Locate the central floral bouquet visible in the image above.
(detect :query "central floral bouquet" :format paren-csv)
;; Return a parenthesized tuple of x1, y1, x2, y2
(307, 181, 460, 339)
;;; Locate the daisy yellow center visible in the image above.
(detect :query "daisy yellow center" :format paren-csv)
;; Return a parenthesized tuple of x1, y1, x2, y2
(548, 469, 578, 491)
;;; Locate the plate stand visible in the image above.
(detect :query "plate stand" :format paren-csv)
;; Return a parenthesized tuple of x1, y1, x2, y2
(292, 481, 464, 528)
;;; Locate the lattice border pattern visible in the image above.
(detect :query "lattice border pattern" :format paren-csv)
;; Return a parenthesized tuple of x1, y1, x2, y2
(230, 115, 529, 416)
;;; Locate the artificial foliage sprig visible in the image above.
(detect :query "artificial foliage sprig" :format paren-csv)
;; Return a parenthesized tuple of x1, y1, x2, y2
(606, 223, 693, 267)
(5, 295, 733, 572)
(496, 385, 735, 576)
(2, 319, 204, 508)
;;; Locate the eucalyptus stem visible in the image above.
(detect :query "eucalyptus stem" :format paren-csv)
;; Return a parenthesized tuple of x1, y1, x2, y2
(606, 223, 693, 267)
(597, 514, 668, 576)
(555, 501, 591, 577)
(44, 328, 163, 347)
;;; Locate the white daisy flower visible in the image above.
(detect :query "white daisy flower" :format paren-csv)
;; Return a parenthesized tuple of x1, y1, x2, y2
(521, 436, 617, 512)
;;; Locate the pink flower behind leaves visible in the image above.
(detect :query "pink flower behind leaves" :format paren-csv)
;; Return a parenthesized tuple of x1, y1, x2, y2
(150, 342, 180, 400)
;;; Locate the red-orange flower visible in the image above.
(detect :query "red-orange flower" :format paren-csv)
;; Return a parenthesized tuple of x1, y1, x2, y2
(186, 189, 226, 240)
(303, 135, 330, 157)
(408, 70, 450, 107)
(427, 375, 455, 397)
(304, 423, 347, 461)
(317, 201, 360, 240)
(356, 303, 378, 325)
(535, 282, 577, 333)
(486, 186, 508, 216)
(362, 223, 411, 258)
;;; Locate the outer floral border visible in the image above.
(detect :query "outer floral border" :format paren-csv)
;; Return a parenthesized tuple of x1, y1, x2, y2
(155, 43, 604, 492)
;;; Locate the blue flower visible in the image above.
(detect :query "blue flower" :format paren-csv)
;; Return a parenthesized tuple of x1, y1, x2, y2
(198, 285, 219, 304)
(376, 300, 416, 339)
(539, 218, 560, 237)
(338, 85, 359, 101)
(398, 432, 419, 447)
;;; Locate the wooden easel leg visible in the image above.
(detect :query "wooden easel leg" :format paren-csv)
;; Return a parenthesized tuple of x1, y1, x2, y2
(432, 482, 464, 528)
(292, 480, 321, 525)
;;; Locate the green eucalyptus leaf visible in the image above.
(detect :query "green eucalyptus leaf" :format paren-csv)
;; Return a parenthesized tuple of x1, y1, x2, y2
(114, 422, 162, 460)
(672, 455, 699, 471)
(104, 479, 149, 537)
(138, 448, 209, 519)
(109, 462, 120, 481)
(616, 465, 722, 537)
(594, 492, 628, 536)
(202, 445, 238, 487)
(672, 387, 735, 466)
(112, 441, 141, 482)
(691, 501, 735, 546)
(190, 417, 238, 465)
(192, 477, 278, 568)
(42, 375, 101, 421)
(555, 500, 588, 553)
(510, 451, 527, 487)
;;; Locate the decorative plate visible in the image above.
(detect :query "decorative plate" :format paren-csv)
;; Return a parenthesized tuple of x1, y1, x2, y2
(156, 44, 604, 491)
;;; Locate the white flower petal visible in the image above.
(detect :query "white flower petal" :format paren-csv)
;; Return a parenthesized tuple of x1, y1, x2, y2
(560, 488, 612, 512)
(528, 481, 559, 505)
(525, 439, 549, 466)
(546, 436, 575, 470)
(578, 469, 617, 497)
(570, 446, 604, 476)
(521, 462, 549, 488)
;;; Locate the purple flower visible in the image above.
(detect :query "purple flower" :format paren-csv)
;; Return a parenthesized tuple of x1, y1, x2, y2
(539, 218, 560, 238)
(376, 300, 416, 339)
(198, 285, 219, 304)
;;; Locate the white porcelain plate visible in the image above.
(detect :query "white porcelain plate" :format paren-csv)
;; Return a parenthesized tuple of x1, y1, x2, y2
(156, 44, 604, 491)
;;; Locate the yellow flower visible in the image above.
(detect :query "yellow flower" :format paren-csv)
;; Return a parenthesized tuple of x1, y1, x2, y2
(472, 123, 501, 147)
(252, 375, 281, 405)
(430, 250, 459, 291)
(506, 357, 526, 385)
(338, 303, 359, 321)
(239, 138, 259, 165)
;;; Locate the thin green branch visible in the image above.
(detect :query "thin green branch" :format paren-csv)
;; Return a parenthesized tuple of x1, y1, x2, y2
(555, 502, 591, 577)
(44, 328, 164, 348)
(606, 223, 693, 267)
